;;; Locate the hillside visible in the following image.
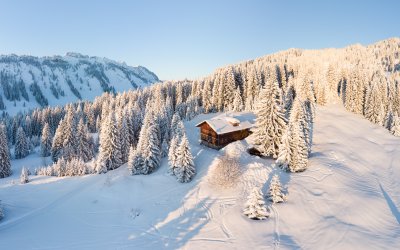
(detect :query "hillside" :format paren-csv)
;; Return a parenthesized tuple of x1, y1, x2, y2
(0, 104, 399, 249)
(0, 53, 159, 115)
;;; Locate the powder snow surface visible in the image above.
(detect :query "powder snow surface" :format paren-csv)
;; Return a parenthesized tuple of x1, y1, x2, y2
(0, 105, 399, 249)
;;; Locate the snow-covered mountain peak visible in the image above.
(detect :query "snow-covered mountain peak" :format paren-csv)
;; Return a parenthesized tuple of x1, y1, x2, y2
(0, 53, 159, 115)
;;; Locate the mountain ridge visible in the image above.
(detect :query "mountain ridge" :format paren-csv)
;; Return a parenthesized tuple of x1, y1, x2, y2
(0, 52, 159, 115)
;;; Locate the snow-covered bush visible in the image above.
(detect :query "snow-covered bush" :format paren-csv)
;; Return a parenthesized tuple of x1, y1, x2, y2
(20, 167, 29, 184)
(209, 153, 241, 189)
(267, 174, 286, 203)
(36, 157, 91, 177)
(243, 187, 269, 220)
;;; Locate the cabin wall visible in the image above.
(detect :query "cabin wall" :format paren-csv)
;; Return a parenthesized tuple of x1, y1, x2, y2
(200, 123, 218, 145)
(198, 122, 251, 149)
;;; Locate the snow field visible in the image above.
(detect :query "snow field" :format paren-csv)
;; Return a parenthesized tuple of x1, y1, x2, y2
(0, 105, 400, 249)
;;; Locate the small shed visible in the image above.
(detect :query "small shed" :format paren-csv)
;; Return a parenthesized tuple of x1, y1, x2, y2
(196, 112, 255, 149)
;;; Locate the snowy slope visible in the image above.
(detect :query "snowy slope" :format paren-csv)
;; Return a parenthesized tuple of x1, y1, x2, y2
(0, 53, 159, 115)
(0, 105, 400, 249)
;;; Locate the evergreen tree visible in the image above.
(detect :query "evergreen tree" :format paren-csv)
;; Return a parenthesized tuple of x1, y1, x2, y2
(168, 136, 179, 175)
(128, 147, 143, 175)
(40, 122, 52, 157)
(232, 86, 244, 112)
(131, 108, 154, 174)
(288, 120, 308, 172)
(142, 124, 161, 174)
(76, 118, 94, 162)
(283, 84, 295, 119)
(15, 127, 29, 159)
(243, 187, 269, 220)
(0, 94, 5, 110)
(268, 174, 286, 203)
(174, 135, 195, 183)
(96, 113, 123, 173)
(365, 82, 385, 125)
(161, 138, 169, 158)
(254, 80, 287, 158)
(385, 109, 394, 131)
(275, 125, 292, 171)
(62, 108, 78, 161)
(202, 79, 213, 113)
(391, 115, 400, 136)
(20, 167, 29, 184)
(223, 67, 236, 110)
(0, 124, 12, 178)
(51, 118, 65, 162)
(276, 100, 309, 173)
(170, 113, 184, 140)
(118, 115, 130, 163)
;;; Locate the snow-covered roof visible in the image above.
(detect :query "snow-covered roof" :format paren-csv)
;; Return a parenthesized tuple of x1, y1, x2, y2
(196, 112, 256, 135)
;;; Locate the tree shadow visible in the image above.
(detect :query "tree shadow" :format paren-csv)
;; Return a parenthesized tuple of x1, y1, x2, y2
(379, 183, 400, 225)
(279, 234, 302, 249)
(126, 196, 217, 249)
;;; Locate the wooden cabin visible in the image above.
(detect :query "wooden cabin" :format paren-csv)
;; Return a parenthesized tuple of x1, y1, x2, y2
(196, 113, 255, 149)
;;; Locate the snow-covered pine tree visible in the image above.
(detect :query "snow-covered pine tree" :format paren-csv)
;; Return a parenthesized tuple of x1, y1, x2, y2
(268, 174, 286, 203)
(365, 76, 385, 125)
(131, 107, 155, 175)
(161, 138, 169, 158)
(299, 99, 313, 155)
(0, 201, 4, 220)
(245, 66, 260, 111)
(76, 118, 94, 162)
(276, 99, 309, 173)
(232, 86, 244, 112)
(0, 124, 12, 178)
(275, 125, 292, 171)
(118, 115, 130, 163)
(390, 115, 400, 136)
(170, 113, 184, 140)
(223, 67, 236, 110)
(385, 109, 394, 131)
(289, 120, 309, 172)
(15, 127, 29, 159)
(87, 108, 96, 133)
(243, 187, 269, 220)
(142, 124, 161, 175)
(174, 134, 195, 183)
(345, 69, 364, 114)
(254, 79, 287, 158)
(62, 107, 78, 161)
(283, 84, 295, 119)
(20, 167, 29, 184)
(96, 113, 123, 173)
(40, 122, 52, 157)
(128, 146, 143, 175)
(0, 94, 5, 110)
(168, 136, 179, 175)
(202, 78, 213, 113)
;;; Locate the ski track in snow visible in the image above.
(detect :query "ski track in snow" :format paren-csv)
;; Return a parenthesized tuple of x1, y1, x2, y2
(1, 105, 400, 249)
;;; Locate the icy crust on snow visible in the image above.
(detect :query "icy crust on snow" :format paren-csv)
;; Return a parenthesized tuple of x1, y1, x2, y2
(0, 105, 400, 249)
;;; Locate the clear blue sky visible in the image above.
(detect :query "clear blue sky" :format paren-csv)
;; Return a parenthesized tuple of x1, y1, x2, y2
(0, 0, 399, 80)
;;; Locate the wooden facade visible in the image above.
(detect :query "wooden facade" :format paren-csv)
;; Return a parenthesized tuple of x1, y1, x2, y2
(197, 122, 252, 149)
